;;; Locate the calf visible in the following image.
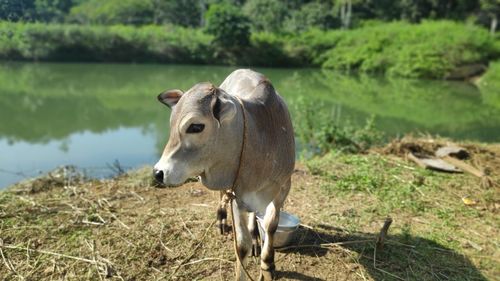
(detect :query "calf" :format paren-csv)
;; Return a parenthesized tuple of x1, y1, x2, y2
(153, 69, 295, 280)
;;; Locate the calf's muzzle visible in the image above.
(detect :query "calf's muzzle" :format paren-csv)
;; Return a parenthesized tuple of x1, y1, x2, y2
(153, 168, 164, 185)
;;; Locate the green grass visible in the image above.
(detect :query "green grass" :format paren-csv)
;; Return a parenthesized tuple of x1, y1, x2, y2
(304, 147, 499, 263)
(307, 153, 435, 213)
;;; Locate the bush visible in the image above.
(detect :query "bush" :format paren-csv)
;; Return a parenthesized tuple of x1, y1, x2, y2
(69, 0, 155, 25)
(1, 20, 499, 78)
(284, 2, 337, 33)
(0, 22, 213, 63)
(154, 0, 202, 27)
(204, 2, 251, 48)
(478, 61, 500, 109)
(286, 29, 343, 66)
(291, 97, 384, 156)
(321, 21, 499, 78)
(245, 32, 292, 66)
(243, 0, 288, 32)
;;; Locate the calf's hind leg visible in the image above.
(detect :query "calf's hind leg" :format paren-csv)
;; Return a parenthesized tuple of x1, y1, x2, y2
(259, 179, 291, 281)
(248, 212, 261, 257)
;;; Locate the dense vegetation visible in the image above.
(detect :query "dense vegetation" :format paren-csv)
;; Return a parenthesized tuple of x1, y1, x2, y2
(1, 20, 499, 79)
(1, 0, 498, 31)
(0, 0, 499, 79)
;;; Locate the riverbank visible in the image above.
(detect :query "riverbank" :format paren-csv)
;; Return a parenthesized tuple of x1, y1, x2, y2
(1, 137, 498, 280)
(1, 20, 499, 79)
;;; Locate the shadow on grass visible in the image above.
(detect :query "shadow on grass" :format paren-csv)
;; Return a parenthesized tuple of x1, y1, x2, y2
(276, 224, 487, 281)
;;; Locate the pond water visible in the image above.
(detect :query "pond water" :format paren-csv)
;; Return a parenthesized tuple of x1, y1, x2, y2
(1, 62, 499, 188)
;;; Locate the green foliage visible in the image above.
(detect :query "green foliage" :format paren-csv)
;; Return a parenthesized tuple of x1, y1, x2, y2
(245, 32, 291, 66)
(1, 20, 498, 78)
(291, 96, 384, 155)
(69, 0, 155, 25)
(479, 60, 500, 109)
(305, 152, 441, 214)
(0, 0, 36, 21)
(243, 0, 288, 32)
(35, 0, 76, 22)
(286, 28, 343, 65)
(0, 22, 212, 62)
(204, 2, 251, 47)
(398, 0, 480, 22)
(155, 0, 203, 27)
(284, 1, 337, 33)
(321, 21, 498, 78)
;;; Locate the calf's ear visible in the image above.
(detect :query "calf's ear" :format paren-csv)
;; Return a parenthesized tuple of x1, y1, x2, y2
(212, 93, 237, 126)
(158, 89, 183, 108)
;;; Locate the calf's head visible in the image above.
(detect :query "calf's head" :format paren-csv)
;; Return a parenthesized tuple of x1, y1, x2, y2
(153, 82, 239, 187)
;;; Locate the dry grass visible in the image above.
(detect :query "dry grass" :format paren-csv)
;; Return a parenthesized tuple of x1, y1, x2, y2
(0, 138, 499, 280)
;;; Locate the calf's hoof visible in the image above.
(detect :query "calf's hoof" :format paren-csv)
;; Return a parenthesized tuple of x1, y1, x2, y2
(259, 268, 275, 281)
(218, 222, 228, 235)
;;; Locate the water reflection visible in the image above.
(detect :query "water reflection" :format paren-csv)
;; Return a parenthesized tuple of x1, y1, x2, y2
(0, 62, 499, 188)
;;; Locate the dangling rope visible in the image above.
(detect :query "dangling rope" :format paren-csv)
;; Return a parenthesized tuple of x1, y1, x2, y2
(225, 95, 256, 281)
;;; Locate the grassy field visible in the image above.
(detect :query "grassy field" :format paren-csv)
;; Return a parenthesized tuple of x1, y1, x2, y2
(0, 137, 499, 280)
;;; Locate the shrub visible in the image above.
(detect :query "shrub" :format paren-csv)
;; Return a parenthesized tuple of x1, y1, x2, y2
(322, 21, 498, 78)
(204, 2, 251, 48)
(286, 29, 343, 66)
(284, 1, 337, 33)
(0, 22, 213, 63)
(291, 96, 384, 156)
(69, 0, 155, 25)
(1, 20, 499, 79)
(478, 61, 500, 110)
(245, 32, 292, 66)
(243, 0, 288, 32)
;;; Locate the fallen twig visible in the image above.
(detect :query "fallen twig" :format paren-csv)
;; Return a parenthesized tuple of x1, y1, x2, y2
(110, 213, 130, 230)
(277, 239, 374, 251)
(0, 243, 106, 267)
(180, 257, 233, 267)
(441, 156, 495, 188)
(0, 244, 25, 280)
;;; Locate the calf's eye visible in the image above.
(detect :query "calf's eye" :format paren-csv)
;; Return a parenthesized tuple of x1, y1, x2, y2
(186, 123, 205, 134)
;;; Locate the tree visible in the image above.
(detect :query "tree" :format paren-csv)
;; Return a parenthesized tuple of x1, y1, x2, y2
(205, 2, 251, 47)
(69, 0, 154, 25)
(333, 0, 352, 29)
(285, 1, 337, 33)
(480, 0, 499, 34)
(0, 0, 36, 21)
(243, 0, 289, 32)
(399, 0, 480, 23)
(34, 0, 76, 22)
(153, 0, 203, 27)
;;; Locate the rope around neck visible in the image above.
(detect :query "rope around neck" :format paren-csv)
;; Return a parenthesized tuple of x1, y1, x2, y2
(226, 96, 256, 281)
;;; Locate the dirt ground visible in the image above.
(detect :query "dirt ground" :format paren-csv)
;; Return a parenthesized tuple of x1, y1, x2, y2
(0, 138, 499, 280)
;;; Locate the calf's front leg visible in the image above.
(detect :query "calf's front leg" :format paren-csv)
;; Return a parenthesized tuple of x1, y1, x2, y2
(217, 191, 228, 234)
(232, 200, 252, 281)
